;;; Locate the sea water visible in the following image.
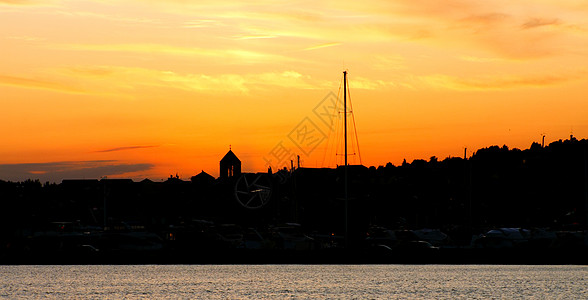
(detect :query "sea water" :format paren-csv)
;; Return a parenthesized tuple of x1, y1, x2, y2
(1, 265, 586, 299)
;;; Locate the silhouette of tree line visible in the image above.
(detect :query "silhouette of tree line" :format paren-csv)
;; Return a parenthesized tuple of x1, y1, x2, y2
(1, 136, 587, 251)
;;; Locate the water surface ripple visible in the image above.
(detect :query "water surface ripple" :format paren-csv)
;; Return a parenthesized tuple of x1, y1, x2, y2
(1, 265, 586, 299)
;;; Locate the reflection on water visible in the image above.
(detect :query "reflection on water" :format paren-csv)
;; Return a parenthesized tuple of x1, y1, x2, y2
(1, 265, 587, 299)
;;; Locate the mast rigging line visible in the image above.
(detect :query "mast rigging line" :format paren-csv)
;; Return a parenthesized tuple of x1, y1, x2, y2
(320, 71, 363, 167)
(345, 75, 363, 165)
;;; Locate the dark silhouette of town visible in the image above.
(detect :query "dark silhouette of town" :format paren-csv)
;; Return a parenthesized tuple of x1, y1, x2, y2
(1, 136, 587, 264)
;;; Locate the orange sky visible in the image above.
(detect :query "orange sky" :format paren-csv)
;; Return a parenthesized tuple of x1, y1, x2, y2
(1, 0, 587, 182)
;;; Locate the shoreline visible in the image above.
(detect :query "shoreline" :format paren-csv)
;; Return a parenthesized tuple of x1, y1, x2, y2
(2, 247, 587, 265)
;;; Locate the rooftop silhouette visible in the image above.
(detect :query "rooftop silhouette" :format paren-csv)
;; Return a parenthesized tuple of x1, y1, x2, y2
(1, 136, 587, 264)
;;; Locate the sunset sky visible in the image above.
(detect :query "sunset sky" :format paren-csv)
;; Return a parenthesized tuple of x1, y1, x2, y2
(1, 0, 587, 182)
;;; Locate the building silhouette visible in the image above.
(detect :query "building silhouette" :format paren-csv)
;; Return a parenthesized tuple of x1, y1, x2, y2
(219, 148, 241, 179)
(191, 170, 215, 184)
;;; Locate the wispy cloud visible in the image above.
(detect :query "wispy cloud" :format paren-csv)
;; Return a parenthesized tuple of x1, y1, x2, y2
(459, 13, 510, 26)
(13, 61, 583, 97)
(0, 160, 154, 182)
(459, 56, 504, 63)
(0, 0, 36, 4)
(55, 10, 162, 25)
(62, 66, 330, 93)
(3, 65, 333, 95)
(521, 18, 561, 30)
(232, 34, 277, 40)
(6, 35, 46, 42)
(420, 71, 587, 91)
(0, 74, 81, 93)
(96, 145, 158, 153)
(340, 1, 586, 60)
(303, 42, 341, 51)
(53, 42, 295, 65)
(371, 55, 407, 71)
(183, 19, 223, 28)
(0, 0, 58, 7)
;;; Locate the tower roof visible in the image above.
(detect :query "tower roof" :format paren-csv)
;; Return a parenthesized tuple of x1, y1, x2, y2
(220, 149, 241, 163)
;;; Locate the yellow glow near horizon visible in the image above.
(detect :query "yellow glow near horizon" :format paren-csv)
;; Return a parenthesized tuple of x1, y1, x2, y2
(1, 0, 587, 182)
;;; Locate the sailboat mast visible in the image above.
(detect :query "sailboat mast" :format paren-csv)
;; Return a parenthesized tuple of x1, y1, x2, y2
(344, 71, 348, 167)
(343, 70, 349, 247)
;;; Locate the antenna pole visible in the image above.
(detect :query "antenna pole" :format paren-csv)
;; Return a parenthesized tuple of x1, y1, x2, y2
(343, 70, 348, 248)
